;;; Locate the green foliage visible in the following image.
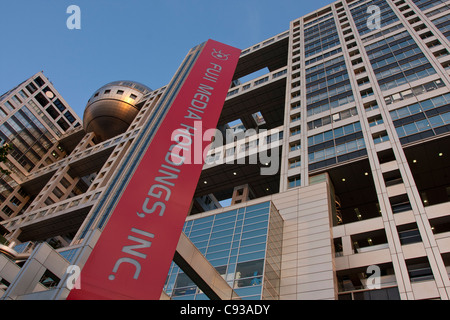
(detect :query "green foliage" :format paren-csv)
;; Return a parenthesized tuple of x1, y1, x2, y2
(0, 143, 13, 175)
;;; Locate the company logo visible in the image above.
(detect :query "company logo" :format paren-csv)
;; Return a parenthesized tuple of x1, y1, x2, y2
(212, 49, 230, 61)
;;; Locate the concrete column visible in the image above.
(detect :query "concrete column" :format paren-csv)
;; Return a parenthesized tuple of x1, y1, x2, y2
(1, 242, 69, 300)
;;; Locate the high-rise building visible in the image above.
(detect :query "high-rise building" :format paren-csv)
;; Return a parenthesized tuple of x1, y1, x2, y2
(1, 0, 450, 300)
(0, 71, 81, 232)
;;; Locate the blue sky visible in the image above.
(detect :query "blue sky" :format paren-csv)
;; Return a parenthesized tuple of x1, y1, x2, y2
(0, 0, 333, 118)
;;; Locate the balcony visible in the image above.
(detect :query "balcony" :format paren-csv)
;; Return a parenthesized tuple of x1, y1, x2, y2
(21, 132, 130, 196)
(354, 243, 389, 254)
(1, 188, 105, 242)
(236, 30, 289, 79)
(220, 68, 287, 131)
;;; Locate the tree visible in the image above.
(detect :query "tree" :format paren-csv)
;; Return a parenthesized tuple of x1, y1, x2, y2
(0, 143, 13, 175)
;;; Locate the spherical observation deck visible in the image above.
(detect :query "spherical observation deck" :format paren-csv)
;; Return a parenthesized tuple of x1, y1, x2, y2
(83, 81, 152, 143)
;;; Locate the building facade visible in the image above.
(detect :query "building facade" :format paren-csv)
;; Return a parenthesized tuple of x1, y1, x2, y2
(1, 0, 450, 300)
(0, 72, 82, 239)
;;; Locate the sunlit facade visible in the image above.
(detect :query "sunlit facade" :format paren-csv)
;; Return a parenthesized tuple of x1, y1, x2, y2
(0, 72, 81, 232)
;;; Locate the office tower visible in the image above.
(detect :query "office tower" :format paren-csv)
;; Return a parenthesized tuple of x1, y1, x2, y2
(0, 72, 81, 235)
(1, 0, 450, 300)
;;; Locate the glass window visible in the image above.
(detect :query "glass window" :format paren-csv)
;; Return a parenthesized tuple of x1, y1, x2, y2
(207, 243, 231, 253)
(244, 208, 269, 219)
(288, 175, 301, 188)
(210, 228, 234, 239)
(289, 157, 301, 168)
(26, 82, 37, 94)
(428, 114, 444, 127)
(396, 126, 406, 138)
(324, 130, 333, 141)
(237, 251, 265, 262)
(240, 235, 267, 247)
(336, 143, 346, 154)
(242, 221, 269, 233)
(64, 111, 76, 123)
(346, 140, 357, 152)
(164, 201, 279, 300)
(241, 228, 268, 240)
(373, 132, 389, 144)
(325, 147, 336, 158)
(404, 122, 418, 135)
(416, 119, 430, 131)
(19, 90, 28, 99)
(334, 127, 344, 138)
(441, 112, 450, 124)
(34, 76, 45, 87)
(208, 235, 233, 246)
(234, 259, 264, 287)
(4, 101, 14, 111)
(233, 286, 262, 298)
(189, 228, 211, 239)
(206, 250, 230, 260)
(54, 99, 66, 112)
(11, 95, 22, 105)
(214, 214, 237, 224)
(239, 243, 267, 255)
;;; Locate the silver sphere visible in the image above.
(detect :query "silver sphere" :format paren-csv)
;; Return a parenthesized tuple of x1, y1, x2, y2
(83, 81, 152, 143)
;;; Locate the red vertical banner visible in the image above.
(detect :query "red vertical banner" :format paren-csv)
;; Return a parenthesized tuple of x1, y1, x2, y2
(68, 40, 240, 300)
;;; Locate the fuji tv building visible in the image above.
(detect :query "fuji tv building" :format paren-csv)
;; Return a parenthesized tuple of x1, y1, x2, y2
(1, 0, 450, 300)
